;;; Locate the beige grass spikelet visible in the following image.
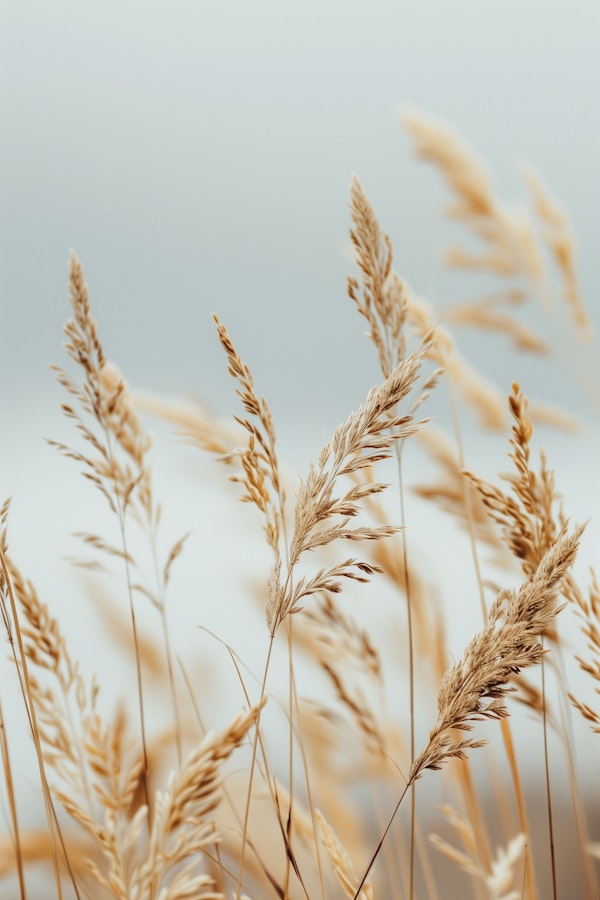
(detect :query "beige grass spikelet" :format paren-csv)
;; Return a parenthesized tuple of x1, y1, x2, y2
(213, 314, 283, 559)
(133, 392, 243, 457)
(316, 810, 373, 900)
(266, 343, 428, 634)
(130, 701, 264, 900)
(569, 570, 600, 733)
(401, 108, 543, 285)
(486, 833, 527, 900)
(405, 291, 507, 429)
(442, 291, 549, 354)
(4, 552, 150, 897)
(431, 808, 526, 900)
(50, 252, 154, 520)
(409, 527, 582, 781)
(347, 174, 408, 378)
(465, 383, 561, 574)
(293, 574, 399, 757)
(522, 164, 591, 340)
(465, 382, 587, 648)
(412, 426, 507, 556)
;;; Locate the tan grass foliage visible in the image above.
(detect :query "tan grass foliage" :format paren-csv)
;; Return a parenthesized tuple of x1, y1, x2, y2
(401, 108, 543, 284)
(409, 528, 582, 780)
(1, 108, 598, 900)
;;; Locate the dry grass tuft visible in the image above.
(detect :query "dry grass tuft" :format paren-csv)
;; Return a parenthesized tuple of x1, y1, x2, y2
(2, 109, 598, 900)
(409, 527, 582, 780)
(317, 810, 373, 900)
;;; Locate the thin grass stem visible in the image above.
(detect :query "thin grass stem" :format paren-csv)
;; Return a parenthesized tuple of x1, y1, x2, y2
(541, 642, 557, 900)
(394, 442, 416, 899)
(236, 633, 275, 900)
(352, 781, 410, 899)
(0, 694, 26, 899)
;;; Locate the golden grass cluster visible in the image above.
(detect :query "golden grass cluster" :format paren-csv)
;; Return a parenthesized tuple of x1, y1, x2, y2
(1, 109, 598, 899)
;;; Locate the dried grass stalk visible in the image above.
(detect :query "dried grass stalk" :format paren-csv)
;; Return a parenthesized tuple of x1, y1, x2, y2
(569, 570, 600, 733)
(130, 702, 263, 900)
(442, 291, 549, 354)
(347, 174, 409, 379)
(214, 313, 430, 636)
(431, 807, 526, 900)
(522, 164, 591, 340)
(409, 528, 582, 780)
(317, 811, 373, 900)
(402, 108, 543, 284)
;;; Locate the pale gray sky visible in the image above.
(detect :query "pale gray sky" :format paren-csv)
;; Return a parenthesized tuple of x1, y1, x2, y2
(2, 0, 599, 437)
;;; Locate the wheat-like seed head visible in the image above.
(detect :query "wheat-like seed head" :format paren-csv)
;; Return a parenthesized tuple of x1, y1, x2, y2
(431, 807, 526, 900)
(442, 290, 549, 354)
(131, 701, 264, 900)
(347, 174, 408, 379)
(213, 314, 283, 559)
(522, 164, 591, 341)
(316, 810, 373, 900)
(409, 527, 582, 781)
(50, 253, 155, 526)
(401, 108, 543, 284)
(265, 344, 428, 635)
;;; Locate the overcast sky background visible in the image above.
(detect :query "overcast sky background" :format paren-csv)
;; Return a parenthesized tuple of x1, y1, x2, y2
(2, 0, 599, 427)
(2, 0, 599, 601)
(1, 1, 599, 849)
